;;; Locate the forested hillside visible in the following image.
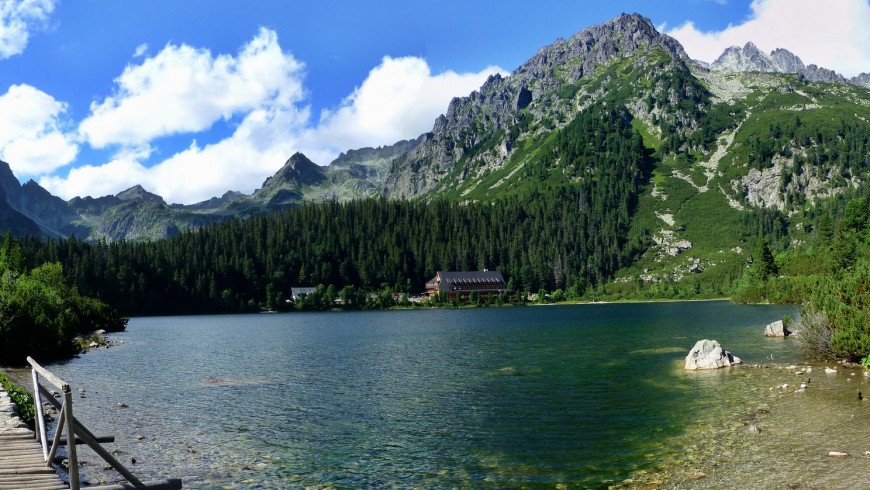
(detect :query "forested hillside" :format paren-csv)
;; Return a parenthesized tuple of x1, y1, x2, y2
(18, 103, 652, 315)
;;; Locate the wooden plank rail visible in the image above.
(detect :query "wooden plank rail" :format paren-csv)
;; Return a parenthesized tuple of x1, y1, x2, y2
(24, 357, 183, 490)
(0, 388, 68, 490)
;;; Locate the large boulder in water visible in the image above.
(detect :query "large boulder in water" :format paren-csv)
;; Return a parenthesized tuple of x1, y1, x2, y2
(764, 320, 790, 337)
(684, 339, 742, 370)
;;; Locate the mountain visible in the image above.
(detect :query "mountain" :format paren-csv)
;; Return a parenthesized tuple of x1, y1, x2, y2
(363, 12, 870, 288)
(254, 152, 326, 206)
(383, 13, 690, 199)
(710, 42, 803, 73)
(1, 7, 869, 293)
(0, 160, 82, 237)
(707, 41, 868, 85)
(0, 134, 426, 241)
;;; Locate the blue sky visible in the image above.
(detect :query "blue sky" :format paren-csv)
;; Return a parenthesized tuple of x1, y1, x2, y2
(1, 0, 869, 204)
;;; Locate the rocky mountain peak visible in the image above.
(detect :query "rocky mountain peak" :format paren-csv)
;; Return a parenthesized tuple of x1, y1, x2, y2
(117, 185, 165, 204)
(709, 43, 855, 85)
(383, 13, 694, 199)
(0, 160, 22, 200)
(852, 72, 870, 88)
(262, 152, 326, 189)
(515, 12, 687, 86)
(712, 42, 786, 72)
(770, 48, 805, 72)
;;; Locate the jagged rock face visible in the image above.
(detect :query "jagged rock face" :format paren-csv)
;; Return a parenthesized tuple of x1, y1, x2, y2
(736, 152, 851, 212)
(383, 13, 689, 199)
(709, 43, 855, 85)
(511, 12, 687, 92)
(770, 48, 806, 72)
(712, 42, 785, 72)
(316, 136, 424, 200)
(801, 64, 847, 84)
(853, 73, 870, 88)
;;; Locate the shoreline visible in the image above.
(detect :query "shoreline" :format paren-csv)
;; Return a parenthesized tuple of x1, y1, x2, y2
(621, 358, 870, 488)
(535, 296, 734, 306)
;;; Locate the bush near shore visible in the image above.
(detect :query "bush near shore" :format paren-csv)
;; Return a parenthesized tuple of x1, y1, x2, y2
(0, 236, 126, 366)
(747, 197, 870, 365)
(0, 371, 34, 428)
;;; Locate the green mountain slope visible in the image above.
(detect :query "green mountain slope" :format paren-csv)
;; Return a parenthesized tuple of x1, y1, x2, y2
(374, 14, 870, 296)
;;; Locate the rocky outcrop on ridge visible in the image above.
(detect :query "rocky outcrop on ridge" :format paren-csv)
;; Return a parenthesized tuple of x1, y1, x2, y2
(709, 42, 856, 85)
(711, 42, 797, 73)
(852, 73, 870, 88)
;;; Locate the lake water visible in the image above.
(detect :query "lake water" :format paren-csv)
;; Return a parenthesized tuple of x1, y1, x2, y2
(14, 302, 870, 488)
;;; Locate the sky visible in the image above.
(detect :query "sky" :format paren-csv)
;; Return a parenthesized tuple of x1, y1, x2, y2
(1, 0, 869, 204)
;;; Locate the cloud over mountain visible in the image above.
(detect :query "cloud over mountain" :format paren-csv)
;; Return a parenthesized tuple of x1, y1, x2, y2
(42, 29, 504, 204)
(666, 0, 870, 77)
(78, 27, 306, 149)
(0, 83, 77, 176)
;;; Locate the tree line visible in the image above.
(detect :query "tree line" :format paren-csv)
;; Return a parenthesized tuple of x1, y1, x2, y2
(17, 105, 651, 316)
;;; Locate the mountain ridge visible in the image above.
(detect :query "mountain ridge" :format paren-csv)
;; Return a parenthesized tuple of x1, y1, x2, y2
(706, 41, 868, 86)
(0, 12, 868, 247)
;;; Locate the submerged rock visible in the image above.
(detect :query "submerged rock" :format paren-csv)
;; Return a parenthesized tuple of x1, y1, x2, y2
(684, 339, 742, 370)
(764, 320, 790, 337)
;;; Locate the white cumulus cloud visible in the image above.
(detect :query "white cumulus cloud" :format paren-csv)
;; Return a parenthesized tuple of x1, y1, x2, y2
(666, 0, 870, 77)
(0, 0, 56, 59)
(44, 105, 311, 203)
(43, 35, 505, 204)
(0, 84, 78, 176)
(40, 158, 149, 202)
(307, 56, 507, 154)
(78, 27, 306, 148)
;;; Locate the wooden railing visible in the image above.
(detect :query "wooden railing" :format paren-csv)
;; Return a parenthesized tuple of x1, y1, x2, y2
(27, 356, 182, 490)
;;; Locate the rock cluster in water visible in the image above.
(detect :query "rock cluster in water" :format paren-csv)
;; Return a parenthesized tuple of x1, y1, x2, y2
(763, 320, 790, 337)
(684, 339, 742, 370)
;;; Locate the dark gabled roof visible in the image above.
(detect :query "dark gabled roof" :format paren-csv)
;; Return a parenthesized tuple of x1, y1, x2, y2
(426, 270, 508, 292)
(437, 270, 505, 283)
(291, 286, 317, 299)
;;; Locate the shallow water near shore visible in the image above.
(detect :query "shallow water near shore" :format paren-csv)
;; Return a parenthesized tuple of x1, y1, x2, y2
(7, 301, 870, 488)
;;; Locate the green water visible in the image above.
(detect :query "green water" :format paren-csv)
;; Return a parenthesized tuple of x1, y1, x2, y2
(16, 301, 870, 488)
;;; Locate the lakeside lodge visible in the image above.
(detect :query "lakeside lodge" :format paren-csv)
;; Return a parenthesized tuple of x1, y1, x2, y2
(425, 270, 511, 299)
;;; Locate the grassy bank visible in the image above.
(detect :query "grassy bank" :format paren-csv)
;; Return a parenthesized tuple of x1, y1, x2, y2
(0, 371, 34, 428)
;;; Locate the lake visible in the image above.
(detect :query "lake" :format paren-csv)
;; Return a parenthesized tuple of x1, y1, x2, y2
(17, 301, 870, 488)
